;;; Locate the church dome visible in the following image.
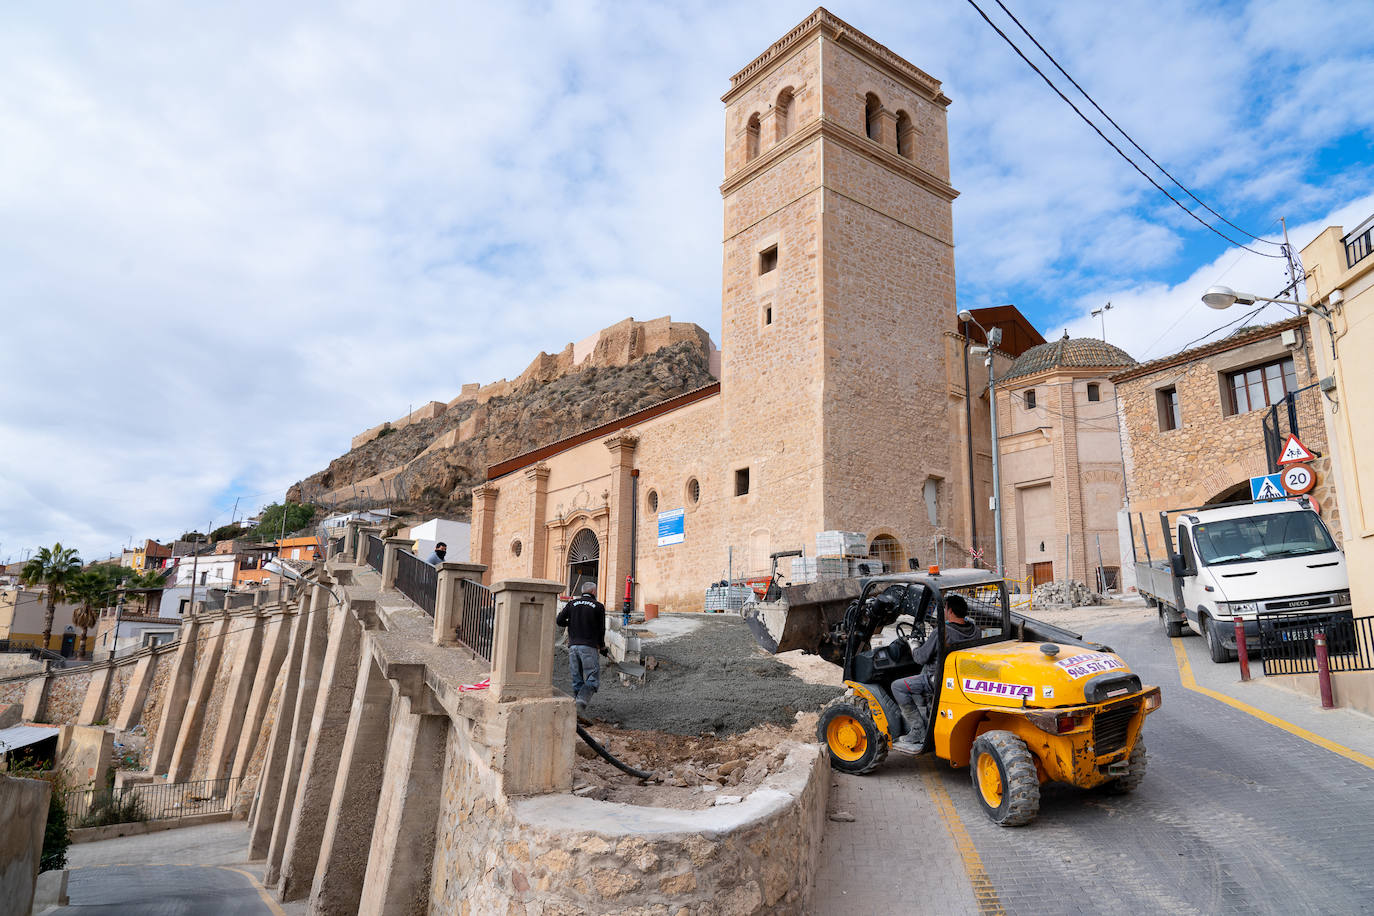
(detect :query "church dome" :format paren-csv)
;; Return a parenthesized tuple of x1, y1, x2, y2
(1000, 335, 1135, 382)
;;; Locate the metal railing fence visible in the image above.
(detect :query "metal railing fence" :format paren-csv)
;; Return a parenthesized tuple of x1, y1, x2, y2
(1259, 611, 1374, 675)
(1346, 225, 1372, 269)
(329, 536, 345, 558)
(63, 776, 240, 827)
(458, 579, 496, 662)
(365, 534, 384, 573)
(395, 550, 437, 616)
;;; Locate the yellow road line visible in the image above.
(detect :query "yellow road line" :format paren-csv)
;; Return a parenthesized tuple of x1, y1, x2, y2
(222, 865, 289, 916)
(919, 762, 1006, 915)
(1169, 637, 1374, 770)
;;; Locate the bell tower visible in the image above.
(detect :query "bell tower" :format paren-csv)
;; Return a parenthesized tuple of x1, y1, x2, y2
(719, 9, 960, 561)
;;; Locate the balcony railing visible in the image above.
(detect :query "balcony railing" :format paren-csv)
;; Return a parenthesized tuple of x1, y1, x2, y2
(458, 579, 496, 662)
(365, 534, 384, 573)
(1346, 224, 1373, 269)
(395, 549, 437, 616)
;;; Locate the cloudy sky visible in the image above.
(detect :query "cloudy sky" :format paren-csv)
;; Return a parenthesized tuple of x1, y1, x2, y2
(2, 0, 1372, 562)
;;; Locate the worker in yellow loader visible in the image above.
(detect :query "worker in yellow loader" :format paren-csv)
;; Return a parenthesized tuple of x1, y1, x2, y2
(892, 594, 980, 754)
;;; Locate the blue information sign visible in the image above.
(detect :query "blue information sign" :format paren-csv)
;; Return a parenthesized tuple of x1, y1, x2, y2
(657, 508, 685, 546)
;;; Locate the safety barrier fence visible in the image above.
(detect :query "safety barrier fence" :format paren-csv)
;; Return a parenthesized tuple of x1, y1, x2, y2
(395, 549, 437, 617)
(365, 534, 384, 573)
(328, 535, 345, 558)
(63, 776, 240, 828)
(1259, 610, 1374, 675)
(458, 579, 496, 662)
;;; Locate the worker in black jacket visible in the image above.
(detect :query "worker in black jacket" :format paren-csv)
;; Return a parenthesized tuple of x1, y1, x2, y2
(556, 582, 607, 717)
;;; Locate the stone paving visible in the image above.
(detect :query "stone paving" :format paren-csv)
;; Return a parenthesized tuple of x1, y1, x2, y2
(815, 610, 1374, 915)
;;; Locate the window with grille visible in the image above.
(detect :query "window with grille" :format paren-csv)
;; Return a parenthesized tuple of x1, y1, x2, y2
(647, 489, 659, 513)
(1087, 383, 1100, 402)
(686, 477, 701, 506)
(1025, 389, 1037, 409)
(1226, 357, 1296, 415)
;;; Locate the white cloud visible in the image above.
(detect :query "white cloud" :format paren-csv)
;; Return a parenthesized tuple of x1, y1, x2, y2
(1, 1, 1371, 560)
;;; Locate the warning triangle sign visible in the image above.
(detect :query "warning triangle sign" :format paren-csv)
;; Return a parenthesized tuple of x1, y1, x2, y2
(1277, 434, 1317, 466)
(1254, 477, 1285, 500)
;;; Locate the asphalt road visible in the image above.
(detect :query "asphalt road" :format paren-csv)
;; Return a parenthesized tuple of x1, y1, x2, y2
(63, 865, 277, 915)
(815, 612, 1374, 915)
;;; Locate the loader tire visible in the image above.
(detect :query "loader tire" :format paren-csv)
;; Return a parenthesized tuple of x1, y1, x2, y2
(817, 696, 888, 775)
(970, 731, 1040, 827)
(1103, 739, 1147, 795)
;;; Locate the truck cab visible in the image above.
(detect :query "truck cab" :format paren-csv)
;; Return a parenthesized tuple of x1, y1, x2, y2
(1151, 500, 1350, 662)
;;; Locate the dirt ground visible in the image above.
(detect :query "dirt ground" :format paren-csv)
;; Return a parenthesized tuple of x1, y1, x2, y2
(557, 613, 844, 808)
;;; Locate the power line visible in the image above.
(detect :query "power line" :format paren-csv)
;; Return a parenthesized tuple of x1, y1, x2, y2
(990, 0, 1281, 249)
(962, 0, 1285, 260)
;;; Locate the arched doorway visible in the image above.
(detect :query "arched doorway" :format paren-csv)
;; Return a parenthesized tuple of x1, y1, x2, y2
(1207, 481, 1250, 505)
(567, 528, 600, 597)
(867, 534, 905, 575)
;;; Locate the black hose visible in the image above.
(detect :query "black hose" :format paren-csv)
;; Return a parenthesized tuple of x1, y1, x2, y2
(576, 725, 655, 780)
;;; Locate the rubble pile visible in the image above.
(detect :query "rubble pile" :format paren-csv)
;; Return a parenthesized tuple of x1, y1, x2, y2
(1032, 579, 1104, 607)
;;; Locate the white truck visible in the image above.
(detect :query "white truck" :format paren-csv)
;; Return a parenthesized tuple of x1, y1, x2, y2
(1130, 498, 1351, 663)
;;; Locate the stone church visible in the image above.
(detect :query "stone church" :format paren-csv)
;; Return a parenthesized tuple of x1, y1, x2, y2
(471, 9, 1014, 612)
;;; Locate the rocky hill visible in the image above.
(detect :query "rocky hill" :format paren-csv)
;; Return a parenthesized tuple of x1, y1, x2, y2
(288, 318, 717, 518)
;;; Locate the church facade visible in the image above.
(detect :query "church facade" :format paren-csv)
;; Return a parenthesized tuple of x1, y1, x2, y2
(471, 9, 1001, 612)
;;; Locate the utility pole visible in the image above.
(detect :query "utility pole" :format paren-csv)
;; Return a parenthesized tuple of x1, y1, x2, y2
(1091, 302, 1112, 341)
(961, 319, 979, 564)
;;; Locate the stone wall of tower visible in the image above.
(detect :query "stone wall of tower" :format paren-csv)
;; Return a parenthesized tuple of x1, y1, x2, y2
(815, 40, 959, 564)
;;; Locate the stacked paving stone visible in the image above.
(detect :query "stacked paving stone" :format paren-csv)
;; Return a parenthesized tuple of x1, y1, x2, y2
(1032, 579, 1104, 607)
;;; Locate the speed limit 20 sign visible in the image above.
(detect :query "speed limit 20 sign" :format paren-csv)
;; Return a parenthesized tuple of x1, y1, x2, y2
(1282, 463, 1317, 495)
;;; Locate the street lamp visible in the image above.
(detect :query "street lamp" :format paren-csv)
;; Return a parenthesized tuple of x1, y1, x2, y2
(958, 309, 1006, 577)
(1201, 284, 1336, 340)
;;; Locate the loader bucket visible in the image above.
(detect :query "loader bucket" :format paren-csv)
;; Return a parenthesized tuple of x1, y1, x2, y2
(743, 578, 865, 654)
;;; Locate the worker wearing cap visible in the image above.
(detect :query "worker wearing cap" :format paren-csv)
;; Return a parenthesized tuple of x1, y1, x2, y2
(556, 582, 607, 719)
(892, 594, 980, 754)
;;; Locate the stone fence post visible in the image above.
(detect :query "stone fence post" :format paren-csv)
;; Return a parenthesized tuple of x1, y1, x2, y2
(355, 526, 382, 567)
(432, 562, 486, 646)
(488, 578, 563, 701)
(381, 537, 411, 590)
(343, 520, 361, 557)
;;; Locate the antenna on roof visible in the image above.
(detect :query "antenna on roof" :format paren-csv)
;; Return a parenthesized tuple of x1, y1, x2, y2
(1062, 329, 1070, 339)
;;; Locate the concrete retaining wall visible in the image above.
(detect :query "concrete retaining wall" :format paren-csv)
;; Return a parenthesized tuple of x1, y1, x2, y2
(0, 773, 52, 916)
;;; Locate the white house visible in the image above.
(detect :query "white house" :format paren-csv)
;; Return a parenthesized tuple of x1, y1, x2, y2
(409, 518, 471, 563)
(170, 554, 238, 590)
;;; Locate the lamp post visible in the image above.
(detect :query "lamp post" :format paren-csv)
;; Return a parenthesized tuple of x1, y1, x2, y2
(958, 309, 1006, 577)
(1201, 285, 1337, 356)
(1091, 301, 1112, 341)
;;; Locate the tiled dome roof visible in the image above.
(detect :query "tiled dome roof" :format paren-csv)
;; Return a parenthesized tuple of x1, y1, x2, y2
(1001, 335, 1135, 382)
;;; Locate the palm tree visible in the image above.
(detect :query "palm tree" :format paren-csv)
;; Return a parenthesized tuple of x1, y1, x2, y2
(68, 570, 114, 658)
(20, 543, 82, 651)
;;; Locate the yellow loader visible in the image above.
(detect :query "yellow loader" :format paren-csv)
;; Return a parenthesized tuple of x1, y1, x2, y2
(808, 569, 1161, 826)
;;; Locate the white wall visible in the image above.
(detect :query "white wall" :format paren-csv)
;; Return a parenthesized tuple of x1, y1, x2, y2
(411, 519, 471, 562)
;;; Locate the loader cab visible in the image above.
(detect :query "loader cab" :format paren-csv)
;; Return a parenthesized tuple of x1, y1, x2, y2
(842, 570, 1011, 690)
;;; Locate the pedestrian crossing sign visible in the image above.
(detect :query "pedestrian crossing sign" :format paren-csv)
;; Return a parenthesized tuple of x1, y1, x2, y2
(1276, 433, 1316, 465)
(1250, 474, 1285, 501)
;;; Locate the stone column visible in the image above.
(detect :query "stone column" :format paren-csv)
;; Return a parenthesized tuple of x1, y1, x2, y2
(262, 589, 335, 881)
(471, 485, 499, 585)
(380, 537, 410, 591)
(488, 578, 562, 701)
(276, 599, 368, 901)
(432, 562, 487, 646)
(166, 610, 232, 783)
(230, 605, 296, 785)
(249, 605, 310, 859)
(525, 464, 551, 578)
(604, 433, 639, 610)
(355, 526, 382, 568)
(146, 616, 202, 776)
(875, 107, 897, 150)
(343, 521, 360, 556)
(357, 694, 447, 916)
(77, 664, 112, 726)
(113, 652, 158, 731)
(308, 652, 394, 916)
(201, 609, 268, 783)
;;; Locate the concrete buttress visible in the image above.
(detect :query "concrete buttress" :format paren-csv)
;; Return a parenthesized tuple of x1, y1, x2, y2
(308, 652, 394, 916)
(146, 616, 202, 776)
(276, 599, 366, 901)
(248, 605, 310, 859)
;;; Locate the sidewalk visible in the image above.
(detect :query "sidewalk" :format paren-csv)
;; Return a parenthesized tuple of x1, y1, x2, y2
(1171, 626, 1374, 767)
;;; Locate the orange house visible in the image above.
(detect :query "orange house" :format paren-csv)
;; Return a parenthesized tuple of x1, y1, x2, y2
(275, 536, 320, 563)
